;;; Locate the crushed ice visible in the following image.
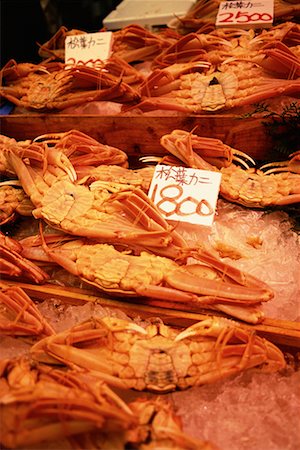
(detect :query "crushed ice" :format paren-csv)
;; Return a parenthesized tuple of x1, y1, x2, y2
(171, 370, 300, 450)
(176, 200, 300, 321)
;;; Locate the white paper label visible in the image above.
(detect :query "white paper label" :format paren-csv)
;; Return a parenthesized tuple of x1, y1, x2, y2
(216, 1, 274, 28)
(148, 165, 221, 227)
(65, 32, 113, 69)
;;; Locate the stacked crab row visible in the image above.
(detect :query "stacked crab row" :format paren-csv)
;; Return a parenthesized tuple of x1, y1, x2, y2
(0, 20, 299, 114)
(0, 127, 298, 447)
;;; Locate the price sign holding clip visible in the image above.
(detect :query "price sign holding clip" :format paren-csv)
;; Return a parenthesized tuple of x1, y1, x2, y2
(148, 165, 222, 227)
(216, 1, 274, 29)
(65, 31, 113, 69)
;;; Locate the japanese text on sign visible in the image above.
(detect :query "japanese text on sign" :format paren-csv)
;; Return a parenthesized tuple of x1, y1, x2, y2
(65, 32, 113, 69)
(216, 1, 274, 29)
(148, 165, 222, 227)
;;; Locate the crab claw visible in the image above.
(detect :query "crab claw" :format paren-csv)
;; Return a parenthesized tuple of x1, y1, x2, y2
(259, 150, 300, 175)
(46, 148, 77, 182)
(174, 316, 287, 374)
(175, 316, 236, 341)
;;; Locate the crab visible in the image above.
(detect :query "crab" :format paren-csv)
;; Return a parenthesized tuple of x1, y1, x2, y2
(0, 183, 33, 226)
(4, 139, 186, 249)
(0, 356, 212, 449)
(0, 357, 135, 449)
(30, 316, 286, 393)
(112, 24, 174, 63)
(33, 129, 129, 174)
(37, 25, 88, 60)
(142, 129, 300, 208)
(20, 234, 274, 323)
(0, 60, 140, 111)
(136, 58, 300, 114)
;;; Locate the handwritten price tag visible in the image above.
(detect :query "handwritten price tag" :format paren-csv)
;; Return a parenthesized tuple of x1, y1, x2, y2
(216, 1, 274, 29)
(65, 31, 113, 69)
(148, 165, 221, 227)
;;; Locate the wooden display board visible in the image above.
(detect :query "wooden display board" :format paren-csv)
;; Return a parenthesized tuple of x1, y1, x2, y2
(0, 114, 278, 161)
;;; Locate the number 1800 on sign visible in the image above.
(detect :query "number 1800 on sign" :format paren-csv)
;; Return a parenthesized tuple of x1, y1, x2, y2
(148, 165, 221, 227)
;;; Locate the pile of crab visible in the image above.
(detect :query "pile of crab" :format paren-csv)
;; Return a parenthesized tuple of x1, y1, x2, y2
(0, 16, 299, 115)
(0, 128, 299, 448)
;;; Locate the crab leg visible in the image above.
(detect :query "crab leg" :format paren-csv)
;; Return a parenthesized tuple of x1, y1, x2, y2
(5, 147, 76, 194)
(256, 41, 300, 78)
(33, 129, 128, 169)
(140, 62, 211, 96)
(163, 263, 272, 302)
(226, 78, 300, 109)
(160, 129, 255, 170)
(0, 232, 49, 284)
(0, 282, 54, 336)
(175, 317, 286, 372)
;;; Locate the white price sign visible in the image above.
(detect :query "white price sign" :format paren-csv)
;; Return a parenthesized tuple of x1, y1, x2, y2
(65, 31, 113, 69)
(216, 1, 274, 29)
(148, 165, 221, 227)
